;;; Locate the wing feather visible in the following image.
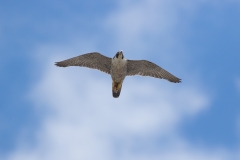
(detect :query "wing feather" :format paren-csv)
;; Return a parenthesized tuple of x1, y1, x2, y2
(127, 60, 181, 83)
(55, 52, 112, 74)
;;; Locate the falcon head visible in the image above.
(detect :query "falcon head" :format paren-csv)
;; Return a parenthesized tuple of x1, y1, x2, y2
(114, 50, 124, 59)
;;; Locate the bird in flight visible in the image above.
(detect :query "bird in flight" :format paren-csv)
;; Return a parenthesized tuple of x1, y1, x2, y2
(55, 51, 181, 98)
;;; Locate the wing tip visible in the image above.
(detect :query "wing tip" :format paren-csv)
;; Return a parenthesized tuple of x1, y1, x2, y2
(167, 77, 181, 83)
(172, 78, 181, 83)
(55, 62, 66, 67)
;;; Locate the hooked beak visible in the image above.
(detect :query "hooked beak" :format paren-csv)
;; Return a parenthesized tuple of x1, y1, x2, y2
(115, 50, 124, 59)
(119, 50, 123, 55)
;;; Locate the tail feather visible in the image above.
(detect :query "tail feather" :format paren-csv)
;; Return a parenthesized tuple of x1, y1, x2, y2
(112, 81, 123, 98)
(112, 90, 121, 98)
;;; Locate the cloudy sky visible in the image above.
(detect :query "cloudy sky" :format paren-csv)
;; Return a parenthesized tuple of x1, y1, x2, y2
(1, 0, 240, 159)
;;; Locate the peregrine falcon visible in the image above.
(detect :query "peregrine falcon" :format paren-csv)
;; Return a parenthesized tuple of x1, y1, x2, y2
(55, 51, 181, 98)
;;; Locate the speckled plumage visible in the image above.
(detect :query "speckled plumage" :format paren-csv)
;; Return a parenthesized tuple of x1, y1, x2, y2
(110, 55, 127, 83)
(55, 51, 181, 98)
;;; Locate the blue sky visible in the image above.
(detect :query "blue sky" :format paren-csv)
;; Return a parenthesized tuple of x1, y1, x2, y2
(1, 0, 240, 159)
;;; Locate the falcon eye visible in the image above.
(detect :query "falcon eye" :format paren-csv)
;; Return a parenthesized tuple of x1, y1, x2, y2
(116, 53, 119, 58)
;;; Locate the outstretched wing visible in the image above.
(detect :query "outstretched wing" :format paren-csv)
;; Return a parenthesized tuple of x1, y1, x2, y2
(127, 60, 181, 83)
(55, 52, 112, 74)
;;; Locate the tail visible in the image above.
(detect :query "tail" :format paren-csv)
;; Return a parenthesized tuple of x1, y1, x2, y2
(112, 81, 123, 98)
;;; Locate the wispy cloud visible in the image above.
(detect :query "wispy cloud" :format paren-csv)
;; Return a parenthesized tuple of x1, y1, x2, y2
(3, 0, 240, 159)
(7, 45, 211, 160)
(103, 0, 208, 60)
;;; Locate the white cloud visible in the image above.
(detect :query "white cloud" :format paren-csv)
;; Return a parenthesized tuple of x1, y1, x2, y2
(103, 0, 208, 61)
(3, 0, 240, 160)
(6, 52, 208, 160)
(3, 45, 219, 160)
